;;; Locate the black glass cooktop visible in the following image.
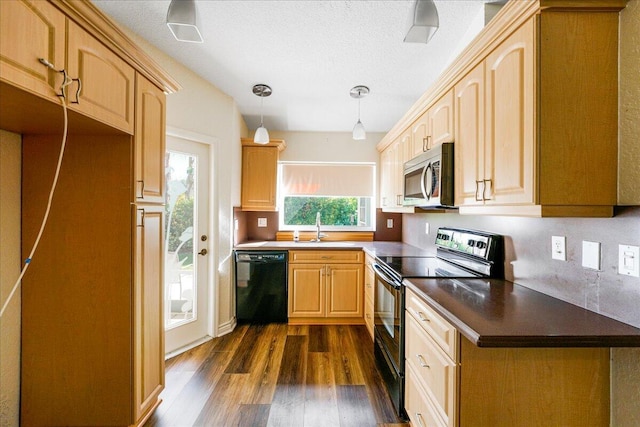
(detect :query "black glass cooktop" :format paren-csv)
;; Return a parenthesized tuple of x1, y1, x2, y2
(375, 256, 481, 279)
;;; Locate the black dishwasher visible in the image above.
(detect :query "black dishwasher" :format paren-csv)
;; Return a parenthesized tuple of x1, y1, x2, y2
(234, 251, 288, 324)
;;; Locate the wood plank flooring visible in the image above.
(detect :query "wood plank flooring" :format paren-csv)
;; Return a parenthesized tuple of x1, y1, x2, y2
(145, 324, 409, 427)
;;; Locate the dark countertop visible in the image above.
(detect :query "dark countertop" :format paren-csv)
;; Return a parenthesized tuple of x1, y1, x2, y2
(234, 240, 432, 258)
(405, 277, 640, 348)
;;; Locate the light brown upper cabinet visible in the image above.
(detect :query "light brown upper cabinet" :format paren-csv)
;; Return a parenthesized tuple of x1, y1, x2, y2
(455, 20, 535, 208)
(240, 138, 286, 211)
(411, 90, 455, 158)
(379, 0, 624, 217)
(0, 0, 66, 104)
(135, 75, 166, 204)
(67, 20, 135, 134)
(0, 0, 135, 134)
(380, 129, 413, 212)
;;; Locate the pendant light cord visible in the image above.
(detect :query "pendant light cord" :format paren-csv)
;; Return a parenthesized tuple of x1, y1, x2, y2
(0, 65, 71, 318)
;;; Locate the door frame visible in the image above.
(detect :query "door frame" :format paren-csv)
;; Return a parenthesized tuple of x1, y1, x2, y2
(166, 127, 218, 350)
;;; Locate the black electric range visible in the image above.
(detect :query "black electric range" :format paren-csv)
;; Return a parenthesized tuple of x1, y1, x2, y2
(372, 227, 504, 419)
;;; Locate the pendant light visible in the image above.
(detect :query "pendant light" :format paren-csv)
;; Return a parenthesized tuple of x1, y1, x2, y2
(350, 85, 369, 140)
(404, 0, 439, 44)
(167, 0, 204, 43)
(253, 84, 272, 145)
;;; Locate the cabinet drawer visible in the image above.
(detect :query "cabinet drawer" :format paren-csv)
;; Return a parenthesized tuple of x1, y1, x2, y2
(289, 250, 363, 264)
(405, 362, 447, 427)
(406, 312, 457, 427)
(406, 288, 458, 360)
(364, 293, 374, 339)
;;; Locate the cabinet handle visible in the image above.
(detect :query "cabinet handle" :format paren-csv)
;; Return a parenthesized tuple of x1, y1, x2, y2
(416, 354, 430, 368)
(427, 135, 432, 151)
(137, 208, 145, 228)
(483, 178, 492, 201)
(475, 180, 483, 202)
(382, 196, 387, 207)
(137, 180, 145, 199)
(396, 194, 402, 205)
(71, 77, 81, 104)
(366, 283, 372, 288)
(415, 413, 426, 427)
(326, 266, 331, 275)
(422, 137, 428, 152)
(416, 311, 430, 322)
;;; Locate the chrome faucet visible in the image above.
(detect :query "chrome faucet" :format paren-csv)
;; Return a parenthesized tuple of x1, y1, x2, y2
(313, 212, 327, 242)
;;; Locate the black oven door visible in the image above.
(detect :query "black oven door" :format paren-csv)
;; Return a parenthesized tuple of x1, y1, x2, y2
(372, 263, 405, 375)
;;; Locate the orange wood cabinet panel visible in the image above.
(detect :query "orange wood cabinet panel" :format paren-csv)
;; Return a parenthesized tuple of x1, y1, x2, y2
(288, 251, 364, 322)
(135, 75, 166, 203)
(241, 145, 279, 211)
(379, 129, 413, 212)
(364, 254, 375, 339)
(67, 20, 135, 134)
(288, 263, 325, 317)
(133, 204, 165, 422)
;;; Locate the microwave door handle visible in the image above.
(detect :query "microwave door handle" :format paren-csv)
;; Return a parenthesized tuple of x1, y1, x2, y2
(421, 163, 432, 200)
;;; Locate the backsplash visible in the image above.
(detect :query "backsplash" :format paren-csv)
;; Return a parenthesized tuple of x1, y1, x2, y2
(233, 207, 279, 243)
(402, 207, 640, 328)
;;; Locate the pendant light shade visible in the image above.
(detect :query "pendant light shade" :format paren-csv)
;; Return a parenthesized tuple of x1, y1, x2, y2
(167, 0, 204, 43)
(253, 84, 272, 145)
(254, 125, 270, 145)
(350, 86, 369, 141)
(404, 0, 439, 44)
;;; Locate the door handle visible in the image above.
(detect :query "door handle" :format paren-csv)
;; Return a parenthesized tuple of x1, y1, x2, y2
(198, 249, 208, 256)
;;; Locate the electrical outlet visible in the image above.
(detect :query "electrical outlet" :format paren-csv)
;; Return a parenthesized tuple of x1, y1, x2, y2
(582, 241, 601, 270)
(552, 236, 566, 261)
(257, 217, 267, 228)
(425, 222, 430, 235)
(387, 219, 394, 228)
(619, 245, 640, 277)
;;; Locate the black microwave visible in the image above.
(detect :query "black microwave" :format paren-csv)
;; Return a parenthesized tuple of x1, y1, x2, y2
(402, 142, 454, 208)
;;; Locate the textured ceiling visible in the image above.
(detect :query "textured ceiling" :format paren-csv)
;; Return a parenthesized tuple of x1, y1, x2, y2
(92, 0, 490, 133)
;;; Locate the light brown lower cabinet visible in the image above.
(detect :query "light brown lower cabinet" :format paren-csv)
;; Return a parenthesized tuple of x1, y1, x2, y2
(405, 288, 610, 427)
(288, 250, 364, 324)
(364, 253, 375, 339)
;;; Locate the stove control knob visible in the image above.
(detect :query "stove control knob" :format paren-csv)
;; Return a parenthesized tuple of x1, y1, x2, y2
(467, 239, 476, 247)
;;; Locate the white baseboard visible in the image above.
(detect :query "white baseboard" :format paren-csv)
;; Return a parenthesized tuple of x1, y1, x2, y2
(164, 335, 213, 360)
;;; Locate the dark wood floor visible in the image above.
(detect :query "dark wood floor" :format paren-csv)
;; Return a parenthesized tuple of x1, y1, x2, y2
(145, 324, 409, 427)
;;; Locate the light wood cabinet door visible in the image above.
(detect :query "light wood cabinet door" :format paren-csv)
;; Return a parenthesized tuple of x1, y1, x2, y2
(411, 110, 430, 158)
(405, 362, 447, 427)
(379, 146, 394, 208)
(241, 145, 278, 211)
(326, 263, 363, 318)
(288, 263, 325, 317)
(454, 65, 485, 207)
(0, 0, 66, 102)
(67, 21, 135, 133)
(484, 19, 535, 206)
(429, 90, 455, 149)
(133, 205, 165, 422)
(135, 76, 166, 203)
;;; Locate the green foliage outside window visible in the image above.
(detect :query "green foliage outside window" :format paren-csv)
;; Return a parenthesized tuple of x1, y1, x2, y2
(284, 196, 358, 226)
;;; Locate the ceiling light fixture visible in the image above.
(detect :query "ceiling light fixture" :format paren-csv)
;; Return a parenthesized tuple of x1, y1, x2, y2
(350, 85, 369, 141)
(404, 0, 439, 44)
(253, 84, 272, 144)
(167, 0, 204, 43)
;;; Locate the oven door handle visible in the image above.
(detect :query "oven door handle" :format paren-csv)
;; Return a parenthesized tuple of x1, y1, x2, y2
(372, 263, 402, 289)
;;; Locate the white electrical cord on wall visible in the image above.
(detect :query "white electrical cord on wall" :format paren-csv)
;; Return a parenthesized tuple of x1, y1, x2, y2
(0, 63, 72, 318)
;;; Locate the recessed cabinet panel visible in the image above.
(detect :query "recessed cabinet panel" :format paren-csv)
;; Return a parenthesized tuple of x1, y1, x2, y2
(134, 205, 165, 421)
(289, 264, 325, 317)
(0, 0, 65, 102)
(135, 76, 166, 203)
(326, 264, 363, 317)
(241, 145, 278, 211)
(67, 21, 135, 133)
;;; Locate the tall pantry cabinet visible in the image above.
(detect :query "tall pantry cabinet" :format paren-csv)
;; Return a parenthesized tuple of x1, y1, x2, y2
(0, 1, 179, 426)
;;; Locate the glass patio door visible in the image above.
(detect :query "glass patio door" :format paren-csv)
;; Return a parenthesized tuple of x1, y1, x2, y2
(164, 135, 210, 353)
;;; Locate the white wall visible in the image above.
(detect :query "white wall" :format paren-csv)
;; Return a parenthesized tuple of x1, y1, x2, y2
(0, 130, 21, 427)
(271, 130, 382, 163)
(122, 30, 248, 335)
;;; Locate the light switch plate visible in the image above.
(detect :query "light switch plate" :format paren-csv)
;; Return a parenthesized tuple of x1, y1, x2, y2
(582, 241, 601, 270)
(387, 219, 394, 228)
(257, 217, 267, 228)
(552, 236, 566, 261)
(619, 245, 640, 277)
